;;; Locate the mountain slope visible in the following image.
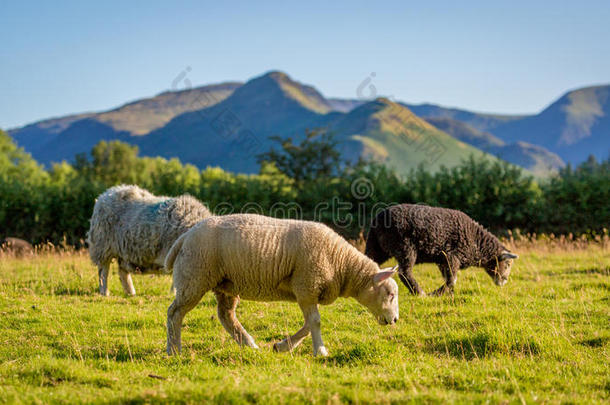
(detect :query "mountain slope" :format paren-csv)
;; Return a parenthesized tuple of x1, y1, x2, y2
(8, 70, 605, 174)
(139, 71, 333, 173)
(491, 85, 610, 164)
(326, 98, 499, 174)
(9, 82, 241, 165)
(424, 117, 504, 149)
(404, 103, 525, 133)
(326, 98, 526, 133)
(140, 74, 501, 175)
(426, 117, 565, 175)
(7, 113, 96, 159)
(489, 142, 565, 175)
(94, 82, 241, 135)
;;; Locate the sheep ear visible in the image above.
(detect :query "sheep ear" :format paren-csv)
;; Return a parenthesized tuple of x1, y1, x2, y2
(373, 266, 397, 284)
(499, 251, 518, 261)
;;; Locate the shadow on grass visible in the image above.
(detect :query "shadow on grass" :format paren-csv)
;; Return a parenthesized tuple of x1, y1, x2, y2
(425, 332, 542, 360)
(210, 350, 263, 366)
(49, 340, 158, 362)
(101, 390, 262, 405)
(571, 282, 610, 292)
(323, 343, 384, 367)
(564, 267, 610, 276)
(110, 318, 158, 329)
(17, 364, 115, 388)
(579, 336, 609, 348)
(51, 285, 96, 296)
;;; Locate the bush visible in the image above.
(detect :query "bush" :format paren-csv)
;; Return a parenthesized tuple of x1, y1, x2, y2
(0, 130, 608, 244)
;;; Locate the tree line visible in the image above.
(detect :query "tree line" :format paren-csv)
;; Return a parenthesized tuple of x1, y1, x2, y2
(0, 129, 608, 246)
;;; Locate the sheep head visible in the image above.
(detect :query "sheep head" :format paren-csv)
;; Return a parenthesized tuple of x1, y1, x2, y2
(356, 265, 399, 325)
(484, 250, 518, 286)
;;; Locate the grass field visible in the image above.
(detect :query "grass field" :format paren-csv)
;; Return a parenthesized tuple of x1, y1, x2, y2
(0, 244, 608, 404)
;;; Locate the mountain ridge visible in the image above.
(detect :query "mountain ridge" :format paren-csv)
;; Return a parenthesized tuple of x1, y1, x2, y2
(7, 71, 607, 174)
(490, 85, 610, 164)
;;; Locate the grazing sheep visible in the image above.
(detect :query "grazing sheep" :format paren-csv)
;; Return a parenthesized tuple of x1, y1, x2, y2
(164, 214, 399, 357)
(0, 237, 34, 257)
(87, 185, 211, 296)
(365, 204, 518, 296)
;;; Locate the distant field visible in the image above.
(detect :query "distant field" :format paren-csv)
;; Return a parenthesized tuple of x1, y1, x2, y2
(0, 245, 608, 404)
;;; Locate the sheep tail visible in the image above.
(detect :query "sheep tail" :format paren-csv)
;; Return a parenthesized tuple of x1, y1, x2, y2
(164, 232, 187, 273)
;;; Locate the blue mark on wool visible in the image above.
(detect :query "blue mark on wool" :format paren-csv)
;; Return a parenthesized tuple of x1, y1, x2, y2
(144, 199, 170, 218)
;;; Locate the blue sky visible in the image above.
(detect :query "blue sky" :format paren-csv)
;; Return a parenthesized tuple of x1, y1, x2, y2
(1, 0, 609, 129)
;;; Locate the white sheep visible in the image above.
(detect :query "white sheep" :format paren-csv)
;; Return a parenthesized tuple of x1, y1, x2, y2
(87, 184, 211, 296)
(164, 214, 399, 357)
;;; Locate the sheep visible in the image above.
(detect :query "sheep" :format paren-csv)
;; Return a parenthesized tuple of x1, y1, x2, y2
(0, 237, 34, 257)
(164, 214, 399, 357)
(365, 204, 518, 296)
(87, 184, 211, 296)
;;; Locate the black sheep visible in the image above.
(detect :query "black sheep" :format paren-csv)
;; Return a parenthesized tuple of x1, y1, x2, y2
(365, 204, 518, 296)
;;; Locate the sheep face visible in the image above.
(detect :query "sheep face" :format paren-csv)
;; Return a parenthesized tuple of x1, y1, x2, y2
(484, 251, 518, 286)
(356, 267, 399, 325)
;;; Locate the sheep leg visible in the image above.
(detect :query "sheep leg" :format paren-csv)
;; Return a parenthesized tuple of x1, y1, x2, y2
(431, 262, 457, 296)
(301, 304, 328, 357)
(98, 264, 110, 296)
(214, 291, 259, 349)
(273, 323, 310, 353)
(397, 252, 425, 296)
(166, 291, 205, 355)
(118, 267, 136, 296)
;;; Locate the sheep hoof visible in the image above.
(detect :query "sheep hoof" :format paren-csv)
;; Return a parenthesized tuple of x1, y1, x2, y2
(314, 346, 329, 357)
(429, 286, 453, 297)
(273, 341, 288, 352)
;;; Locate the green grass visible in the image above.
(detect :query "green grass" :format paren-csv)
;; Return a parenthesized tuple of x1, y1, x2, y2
(0, 247, 608, 404)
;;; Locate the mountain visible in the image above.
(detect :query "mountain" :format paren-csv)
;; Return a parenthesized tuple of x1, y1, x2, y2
(489, 142, 565, 175)
(326, 98, 525, 132)
(327, 98, 365, 113)
(9, 82, 241, 165)
(403, 103, 525, 133)
(425, 117, 565, 175)
(490, 85, 610, 164)
(424, 117, 504, 149)
(325, 98, 499, 174)
(140, 74, 500, 174)
(139, 71, 335, 173)
(7, 70, 606, 175)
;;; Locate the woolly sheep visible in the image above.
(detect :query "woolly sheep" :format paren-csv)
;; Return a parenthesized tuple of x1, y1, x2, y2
(365, 204, 518, 296)
(87, 185, 211, 296)
(164, 214, 399, 357)
(0, 237, 34, 257)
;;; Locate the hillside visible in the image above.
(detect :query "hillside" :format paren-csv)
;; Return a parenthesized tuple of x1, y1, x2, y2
(491, 85, 610, 164)
(489, 141, 566, 175)
(7, 70, 606, 174)
(140, 74, 500, 175)
(138, 71, 333, 173)
(426, 117, 565, 175)
(328, 99, 526, 134)
(424, 117, 504, 149)
(326, 98, 498, 173)
(404, 103, 525, 133)
(9, 82, 241, 165)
